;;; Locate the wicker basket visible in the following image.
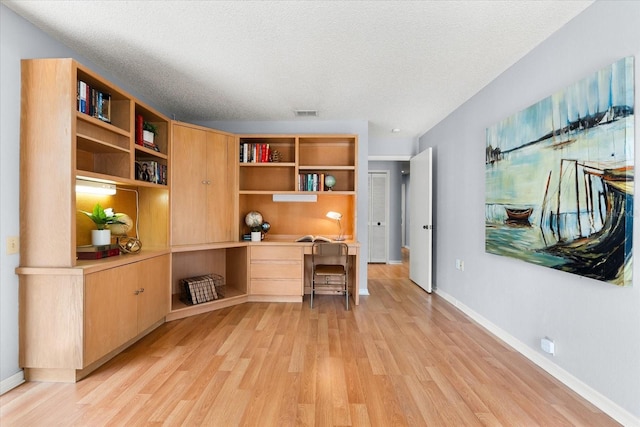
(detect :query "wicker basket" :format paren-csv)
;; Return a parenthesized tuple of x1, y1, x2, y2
(179, 273, 225, 305)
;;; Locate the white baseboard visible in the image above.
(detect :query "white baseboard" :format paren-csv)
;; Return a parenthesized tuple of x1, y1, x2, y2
(359, 289, 370, 296)
(388, 260, 403, 265)
(436, 289, 639, 427)
(1, 370, 25, 395)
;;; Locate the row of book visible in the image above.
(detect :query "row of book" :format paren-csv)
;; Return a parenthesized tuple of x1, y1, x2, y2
(240, 143, 271, 163)
(135, 160, 167, 185)
(299, 173, 329, 191)
(77, 80, 111, 123)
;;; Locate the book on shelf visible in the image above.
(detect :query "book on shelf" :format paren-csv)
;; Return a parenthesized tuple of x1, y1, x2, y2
(298, 173, 326, 191)
(76, 243, 119, 252)
(295, 235, 332, 243)
(239, 143, 271, 163)
(135, 160, 167, 185)
(76, 80, 111, 123)
(76, 247, 120, 260)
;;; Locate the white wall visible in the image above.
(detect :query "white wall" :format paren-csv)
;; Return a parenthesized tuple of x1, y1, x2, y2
(418, 1, 640, 421)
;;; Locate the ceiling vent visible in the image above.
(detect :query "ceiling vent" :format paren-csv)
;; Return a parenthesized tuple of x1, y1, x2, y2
(294, 110, 319, 117)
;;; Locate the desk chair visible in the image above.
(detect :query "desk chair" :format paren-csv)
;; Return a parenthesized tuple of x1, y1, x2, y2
(311, 242, 349, 310)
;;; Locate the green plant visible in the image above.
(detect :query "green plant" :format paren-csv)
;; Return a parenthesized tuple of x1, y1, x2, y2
(80, 203, 125, 230)
(143, 121, 158, 136)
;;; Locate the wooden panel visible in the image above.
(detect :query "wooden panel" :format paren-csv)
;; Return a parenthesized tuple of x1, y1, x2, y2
(20, 59, 76, 267)
(136, 255, 170, 332)
(251, 262, 301, 279)
(19, 274, 84, 369)
(239, 195, 355, 239)
(207, 131, 235, 242)
(239, 165, 296, 191)
(298, 137, 356, 167)
(84, 264, 138, 366)
(250, 279, 302, 296)
(251, 245, 302, 260)
(171, 249, 227, 294)
(171, 123, 208, 245)
(138, 186, 169, 249)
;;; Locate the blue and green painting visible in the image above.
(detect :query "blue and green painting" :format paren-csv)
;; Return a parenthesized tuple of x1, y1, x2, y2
(485, 56, 634, 286)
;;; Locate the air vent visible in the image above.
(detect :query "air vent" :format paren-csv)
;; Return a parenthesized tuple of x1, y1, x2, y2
(294, 110, 319, 117)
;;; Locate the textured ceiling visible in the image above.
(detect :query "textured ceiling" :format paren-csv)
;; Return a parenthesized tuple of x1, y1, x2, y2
(4, 0, 593, 139)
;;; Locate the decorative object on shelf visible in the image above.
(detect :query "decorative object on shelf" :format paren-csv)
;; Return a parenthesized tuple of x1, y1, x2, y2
(269, 149, 281, 162)
(80, 203, 126, 246)
(324, 175, 336, 191)
(143, 122, 158, 143)
(245, 210, 264, 242)
(91, 229, 111, 246)
(326, 211, 345, 241)
(261, 221, 271, 234)
(105, 213, 142, 254)
(117, 236, 142, 254)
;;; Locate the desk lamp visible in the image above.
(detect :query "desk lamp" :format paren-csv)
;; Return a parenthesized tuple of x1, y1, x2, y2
(326, 211, 345, 241)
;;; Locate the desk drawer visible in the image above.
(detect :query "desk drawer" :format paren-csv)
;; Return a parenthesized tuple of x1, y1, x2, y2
(251, 262, 302, 279)
(251, 279, 302, 296)
(251, 245, 302, 260)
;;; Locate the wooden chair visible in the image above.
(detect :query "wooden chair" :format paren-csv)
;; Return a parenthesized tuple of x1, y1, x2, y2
(311, 242, 349, 310)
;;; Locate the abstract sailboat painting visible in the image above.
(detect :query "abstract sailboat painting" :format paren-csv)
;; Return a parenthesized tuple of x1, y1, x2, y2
(485, 57, 634, 286)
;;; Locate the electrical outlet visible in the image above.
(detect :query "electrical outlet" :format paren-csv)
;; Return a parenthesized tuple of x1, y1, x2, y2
(455, 259, 464, 271)
(541, 337, 555, 355)
(6, 236, 19, 254)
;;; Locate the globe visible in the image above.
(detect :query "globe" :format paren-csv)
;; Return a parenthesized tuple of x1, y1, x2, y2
(324, 175, 336, 190)
(245, 211, 263, 228)
(261, 221, 271, 233)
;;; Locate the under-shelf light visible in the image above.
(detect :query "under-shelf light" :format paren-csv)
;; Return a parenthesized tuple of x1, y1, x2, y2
(76, 178, 117, 195)
(272, 194, 317, 203)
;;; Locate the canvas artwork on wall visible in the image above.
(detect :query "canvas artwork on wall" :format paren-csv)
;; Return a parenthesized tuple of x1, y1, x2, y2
(485, 56, 634, 286)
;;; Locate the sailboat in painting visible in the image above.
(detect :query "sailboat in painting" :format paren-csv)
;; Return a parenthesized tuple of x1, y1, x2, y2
(485, 56, 634, 286)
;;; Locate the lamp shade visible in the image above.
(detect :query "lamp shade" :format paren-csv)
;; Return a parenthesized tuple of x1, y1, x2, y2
(326, 211, 342, 220)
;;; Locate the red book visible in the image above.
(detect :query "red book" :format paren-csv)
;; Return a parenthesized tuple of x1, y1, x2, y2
(77, 248, 120, 260)
(136, 115, 144, 146)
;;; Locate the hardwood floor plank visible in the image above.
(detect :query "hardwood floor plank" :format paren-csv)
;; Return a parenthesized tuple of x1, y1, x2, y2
(0, 250, 620, 426)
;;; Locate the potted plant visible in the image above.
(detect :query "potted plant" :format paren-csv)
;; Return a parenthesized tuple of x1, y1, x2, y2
(80, 203, 125, 245)
(143, 122, 158, 146)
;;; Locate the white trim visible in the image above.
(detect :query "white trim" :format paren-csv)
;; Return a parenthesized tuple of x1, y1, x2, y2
(388, 260, 403, 265)
(368, 155, 412, 161)
(359, 289, 370, 296)
(1, 370, 25, 395)
(435, 289, 640, 427)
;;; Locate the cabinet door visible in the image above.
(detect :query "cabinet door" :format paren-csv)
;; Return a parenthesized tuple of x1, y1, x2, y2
(84, 264, 138, 366)
(206, 131, 235, 242)
(136, 255, 170, 332)
(171, 124, 209, 245)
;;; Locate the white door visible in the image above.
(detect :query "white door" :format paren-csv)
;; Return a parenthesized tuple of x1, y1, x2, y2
(368, 171, 388, 263)
(409, 148, 433, 292)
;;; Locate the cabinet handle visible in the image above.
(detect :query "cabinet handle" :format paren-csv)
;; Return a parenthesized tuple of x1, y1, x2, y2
(201, 180, 212, 185)
(134, 288, 145, 295)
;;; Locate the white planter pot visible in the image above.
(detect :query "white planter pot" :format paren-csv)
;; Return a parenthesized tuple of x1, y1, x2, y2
(91, 229, 111, 246)
(251, 231, 262, 242)
(143, 130, 154, 144)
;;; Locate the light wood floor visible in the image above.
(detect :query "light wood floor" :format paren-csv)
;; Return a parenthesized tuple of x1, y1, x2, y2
(1, 251, 618, 426)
